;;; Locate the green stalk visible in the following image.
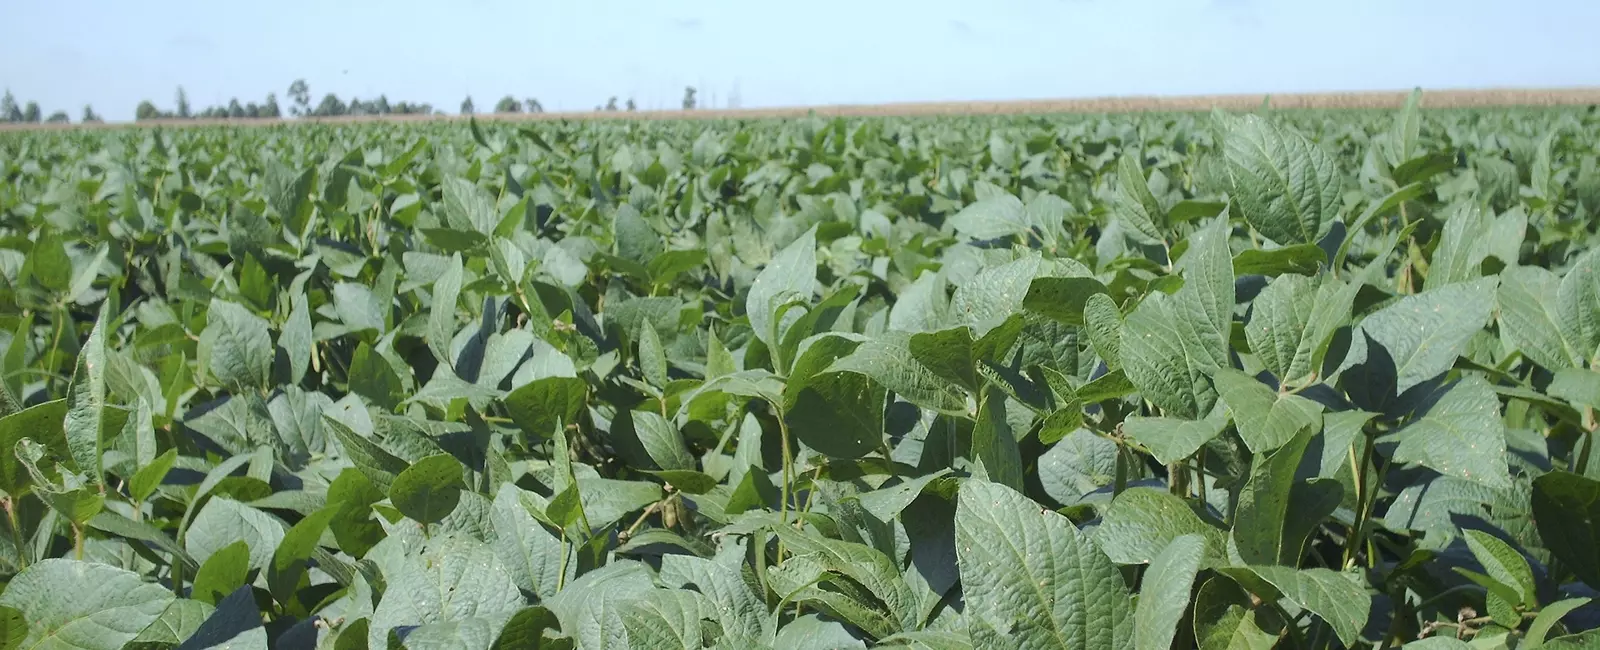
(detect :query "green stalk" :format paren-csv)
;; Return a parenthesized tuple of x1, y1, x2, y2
(1344, 431, 1376, 568)
(4, 498, 26, 570)
(776, 412, 794, 563)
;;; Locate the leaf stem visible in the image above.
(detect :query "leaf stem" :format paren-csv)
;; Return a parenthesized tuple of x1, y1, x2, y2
(3, 498, 26, 570)
(1345, 428, 1377, 568)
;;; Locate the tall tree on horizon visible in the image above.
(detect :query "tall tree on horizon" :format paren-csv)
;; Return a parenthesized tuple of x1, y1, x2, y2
(288, 79, 311, 116)
(460, 96, 475, 115)
(176, 87, 191, 118)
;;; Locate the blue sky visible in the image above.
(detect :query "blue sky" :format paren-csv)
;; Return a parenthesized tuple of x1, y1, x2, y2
(2, 0, 1596, 121)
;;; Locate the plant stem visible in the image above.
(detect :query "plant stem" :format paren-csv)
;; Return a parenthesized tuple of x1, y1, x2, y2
(776, 412, 794, 563)
(1113, 445, 1128, 498)
(1345, 429, 1376, 568)
(3, 499, 26, 570)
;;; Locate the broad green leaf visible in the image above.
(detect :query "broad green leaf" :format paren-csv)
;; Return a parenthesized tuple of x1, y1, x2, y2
(1193, 577, 1282, 650)
(503, 377, 586, 442)
(1221, 114, 1342, 245)
(1390, 377, 1512, 489)
(907, 327, 977, 393)
(827, 332, 967, 414)
(1558, 247, 1600, 366)
(613, 204, 663, 266)
(192, 540, 251, 606)
(490, 606, 568, 650)
(951, 254, 1084, 338)
(545, 561, 657, 650)
(0, 400, 69, 496)
(970, 390, 1023, 492)
(1525, 598, 1591, 648)
(620, 589, 722, 650)
(1500, 266, 1581, 370)
(185, 497, 286, 574)
(1232, 427, 1342, 566)
(1094, 488, 1227, 566)
(204, 299, 274, 392)
(1462, 529, 1536, 625)
(1122, 405, 1230, 465)
(391, 453, 466, 525)
(348, 341, 405, 411)
(1531, 471, 1600, 588)
(268, 508, 337, 605)
(64, 304, 112, 486)
(324, 415, 409, 493)
(1023, 277, 1110, 326)
(1039, 429, 1119, 503)
(0, 559, 174, 650)
(767, 524, 919, 640)
(1342, 277, 1498, 396)
(948, 194, 1031, 241)
(785, 334, 886, 459)
(636, 322, 668, 389)
(1114, 153, 1166, 242)
(369, 534, 524, 649)
(629, 411, 694, 471)
(1245, 273, 1358, 384)
(1135, 535, 1205, 650)
(1550, 368, 1600, 409)
(278, 292, 313, 386)
(1221, 565, 1369, 647)
(1428, 203, 1493, 289)
(128, 448, 176, 504)
(746, 226, 818, 355)
(1214, 369, 1323, 454)
(889, 271, 948, 334)
(658, 553, 770, 641)
(1120, 217, 1233, 419)
(1231, 243, 1326, 277)
(429, 253, 465, 369)
(126, 598, 212, 647)
(1082, 293, 1122, 371)
(955, 479, 1133, 650)
(491, 484, 571, 602)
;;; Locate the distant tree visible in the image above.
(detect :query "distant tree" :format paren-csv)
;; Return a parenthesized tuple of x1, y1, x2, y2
(460, 96, 475, 115)
(349, 96, 366, 116)
(45, 111, 69, 123)
(135, 101, 162, 121)
(227, 98, 245, 118)
(176, 87, 191, 118)
(81, 105, 102, 123)
(374, 95, 391, 114)
(22, 102, 40, 123)
(0, 90, 18, 122)
(524, 98, 543, 113)
(263, 93, 281, 118)
(682, 86, 697, 110)
(626, 98, 636, 112)
(605, 97, 619, 111)
(288, 79, 311, 116)
(312, 93, 346, 117)
(495, 96, 521, 113)
(246, 103, 260, 118)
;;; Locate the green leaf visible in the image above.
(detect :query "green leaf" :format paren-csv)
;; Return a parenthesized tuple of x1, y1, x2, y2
(491, 606, 568, 650)
(1193, 577, 1282, 650)
(268, 507, 337, 605)
(1525, 598, 1591, 648)
(1114, 153, 1166, 242)
(185, 497, 286, 574)
(1082, 293, 1123, 371)
(368, 534, 524, 649)
(620, 590, 722, 649)
(0, 559, 175, 650)
(784, 334, 886, 459)
(1221, 114, 1342, 244)
(348, 341, 405, 411)
(1500, 266, 1581, 370)
(948, 194, 1031, 241)
(1120, 217, 1234, 419)
(955, 479, 1133, 650)
(613, 204, 663, 266)
(766, 524, 920, 640)
(391, 454, 466, 525)
(128, 448, 176, 504)
(1023, 277, 1111, 326)
(205, 299, 274, 392)
(278, 292, 313, 386)
(1531, 471, 1600, 588)
(951, 255, 1083, 338)
(747, 226, 818, 355)
(1390, 377, 1512, 489)
(490, 485, 570, 602)
(429, 253, 465, 370)
(504, 377, 586, 442)
(1221, 565, 1370, 647)
(1244, 273, 1358, 384)
(636, 322, 668, 389)
(970, 390, 1024, 492)
(1462, 529, 1537, 625)
(192, 540, 251, 606)
(1232, 427, 1342, 566)
(1428, 203, 1494, 289)
(64, 304, 112, 486)
(442, 175, 500, 236)
(827, 332, 968, 414)
(1135, 534, 1205, 650)
(1094, 488, 1227, 566)
(0, 400, 68, 496)
(1123, 406, 1230, 465)
(324, 415, 409, 494)
(1214, 369, 1323, 454)
(1231, 243, 1326, 277)
(907, 327, 977, 393)
(1342, 277, 1498, 396)
(1550, 368, 1600, 409)
(629, 411, 694, 471)
(1559, 247, 1600, 366)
